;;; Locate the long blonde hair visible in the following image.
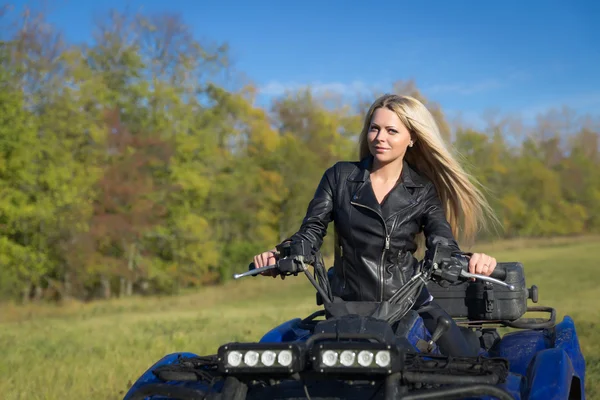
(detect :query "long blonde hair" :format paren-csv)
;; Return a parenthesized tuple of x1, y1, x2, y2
(358, 94, 498, 247)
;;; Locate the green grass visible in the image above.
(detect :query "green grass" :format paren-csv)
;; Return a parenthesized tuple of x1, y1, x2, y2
(1, 236, 598, 399)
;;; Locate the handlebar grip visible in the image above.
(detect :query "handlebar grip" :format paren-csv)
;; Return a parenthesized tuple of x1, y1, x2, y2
(490, 265, 506, 280)
(248, 262, 280, 276)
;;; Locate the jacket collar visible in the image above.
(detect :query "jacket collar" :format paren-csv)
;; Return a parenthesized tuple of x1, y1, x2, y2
(348, 155, 427, 188)
(348, 156, 428, 219)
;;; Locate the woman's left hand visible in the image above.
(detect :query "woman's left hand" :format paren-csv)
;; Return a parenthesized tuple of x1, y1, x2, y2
(468, 253, 497, 277)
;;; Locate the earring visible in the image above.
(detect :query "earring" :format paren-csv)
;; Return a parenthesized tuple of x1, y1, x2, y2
(409, 140, 414, 148)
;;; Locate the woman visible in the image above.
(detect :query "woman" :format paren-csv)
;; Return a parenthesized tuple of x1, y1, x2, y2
(253, 94, 499, 356)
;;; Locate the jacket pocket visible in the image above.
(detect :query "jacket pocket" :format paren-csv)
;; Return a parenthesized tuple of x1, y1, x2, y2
(340, 245, 347, 289)
(389, 250, 414, 286)
(331, 246, 348, 298)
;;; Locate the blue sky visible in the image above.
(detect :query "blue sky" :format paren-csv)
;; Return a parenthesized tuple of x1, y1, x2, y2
(10, 0, 600, 128)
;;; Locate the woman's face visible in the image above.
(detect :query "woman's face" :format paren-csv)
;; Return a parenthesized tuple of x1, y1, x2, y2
(367, 107, 412, 165)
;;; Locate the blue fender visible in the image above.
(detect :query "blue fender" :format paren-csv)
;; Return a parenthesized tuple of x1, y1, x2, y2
(524, 348, 579, 400)
(122, 352, 214, 400)
(484, 315, 586, 399)
(489, 329, 551, 377)
(554, 316, 586, 389)
(259, 318, 312, 343)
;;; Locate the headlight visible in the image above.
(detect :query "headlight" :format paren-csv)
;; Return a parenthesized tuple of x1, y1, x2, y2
(277, 350, 293, 366)
(313, 343, 401, 374)
(261, 350, 276, 366)
(227, 351, 243, 367)
(217, 342, 304, 374)
(243, 351, 259, 366)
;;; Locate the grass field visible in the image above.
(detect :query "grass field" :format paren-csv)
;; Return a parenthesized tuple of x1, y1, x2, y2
(1, 236, 599, 399)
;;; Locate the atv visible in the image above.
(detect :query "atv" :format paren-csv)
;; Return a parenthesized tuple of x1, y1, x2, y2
(122, 241, 586, 399)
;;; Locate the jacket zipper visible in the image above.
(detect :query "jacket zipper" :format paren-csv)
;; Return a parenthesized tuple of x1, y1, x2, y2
(350, 200, 419, 301)
(380, 236, 389, 301)
(340, 244, 346, 289)
(383, 217, 399, 300)
(350, 201, 389, 301)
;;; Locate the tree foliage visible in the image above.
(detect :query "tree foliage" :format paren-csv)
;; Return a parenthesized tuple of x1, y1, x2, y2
(1, 7, 599, 302)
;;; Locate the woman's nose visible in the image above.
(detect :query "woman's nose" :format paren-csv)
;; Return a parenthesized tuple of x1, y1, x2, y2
(376, 130, 389, 141)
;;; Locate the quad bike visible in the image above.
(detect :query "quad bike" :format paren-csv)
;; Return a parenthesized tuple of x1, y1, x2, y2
(122, 241, 586, 399)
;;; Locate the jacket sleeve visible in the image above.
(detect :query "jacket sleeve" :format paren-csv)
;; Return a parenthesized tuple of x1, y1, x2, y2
(421, 183, 461, 260)
(285, 165, 336, 252)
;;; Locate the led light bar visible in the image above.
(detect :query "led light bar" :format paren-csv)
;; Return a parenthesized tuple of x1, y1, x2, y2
(217, 342, 305, 374)
(312, 342, 403, 374)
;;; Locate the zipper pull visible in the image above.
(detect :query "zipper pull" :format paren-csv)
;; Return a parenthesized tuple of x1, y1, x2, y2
(385, 236, 390, 250)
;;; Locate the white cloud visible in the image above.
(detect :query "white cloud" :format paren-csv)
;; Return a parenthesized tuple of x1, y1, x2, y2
(446, 92, 600, 137)
(518, 92, 600, 122)
(258, 70, 532, 99)
(257, 80, 378, 97)
(424, 70, 530, 96)
(425, 79, 503, 96)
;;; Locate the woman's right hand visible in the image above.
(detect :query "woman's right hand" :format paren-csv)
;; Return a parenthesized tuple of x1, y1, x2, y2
(253, 248, 285, 279)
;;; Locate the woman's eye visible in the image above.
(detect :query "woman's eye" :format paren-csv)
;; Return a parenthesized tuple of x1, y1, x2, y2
(388, 129, 398, 134)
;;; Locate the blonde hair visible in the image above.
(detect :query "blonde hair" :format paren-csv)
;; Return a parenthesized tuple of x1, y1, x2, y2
(358, 94, 498, 246)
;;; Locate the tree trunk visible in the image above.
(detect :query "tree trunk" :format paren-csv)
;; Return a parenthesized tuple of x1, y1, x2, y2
(64, 271, 72, 298)
(126, 242, 135, 296)
(33, 285, 43, 301)
(101, 275, 111, 299)
(22, 284, 30, 304)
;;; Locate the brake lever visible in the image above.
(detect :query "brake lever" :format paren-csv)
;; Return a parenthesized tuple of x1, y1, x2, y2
(233, 264, 278, 279)
(459, 270, 515, 290)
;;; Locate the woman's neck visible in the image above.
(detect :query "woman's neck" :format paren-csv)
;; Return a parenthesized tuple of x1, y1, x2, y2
(371, 157, 404, 183)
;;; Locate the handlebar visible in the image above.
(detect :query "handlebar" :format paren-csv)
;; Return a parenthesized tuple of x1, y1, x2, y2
(242, 258, 509, 283)
(233, 259, 302, 280)
(430, 249, 514, 290)
(234, 239, 320, 280)
(232, 262, 270, 279)
(234, 243, 515, 304)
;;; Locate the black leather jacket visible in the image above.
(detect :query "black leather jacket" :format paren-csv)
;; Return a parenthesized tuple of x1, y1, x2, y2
(287, 156, 461, 303)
